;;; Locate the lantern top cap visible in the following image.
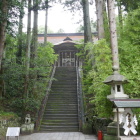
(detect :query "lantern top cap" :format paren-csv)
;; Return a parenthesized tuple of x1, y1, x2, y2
(104, 71, 128, 85)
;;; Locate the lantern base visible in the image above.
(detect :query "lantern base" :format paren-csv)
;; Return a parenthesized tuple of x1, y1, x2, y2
(107, 93, 129, 99)
(103, 134, 118, 140)
(103, 121, 124, 140)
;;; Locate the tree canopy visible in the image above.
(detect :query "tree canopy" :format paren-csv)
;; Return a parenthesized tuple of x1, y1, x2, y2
(0, 0, 140, 132)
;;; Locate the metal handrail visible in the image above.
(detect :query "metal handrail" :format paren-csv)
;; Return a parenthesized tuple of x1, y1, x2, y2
(35, 63, 56, 131)
(76, 66, 85, 131)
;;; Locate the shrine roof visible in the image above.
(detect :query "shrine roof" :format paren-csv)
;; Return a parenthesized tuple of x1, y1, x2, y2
(110, 99, 140, 108)
(38, 32, 98, 44)
(38, 32, 97, 37)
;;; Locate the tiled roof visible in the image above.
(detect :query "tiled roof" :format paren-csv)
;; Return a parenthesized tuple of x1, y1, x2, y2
(38, 32, 98, 44)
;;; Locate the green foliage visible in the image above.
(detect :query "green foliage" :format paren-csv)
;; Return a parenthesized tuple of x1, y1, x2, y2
(0, 111, 19, 138)
(82, 122, 93, 134)
(117, 0, 140, 12)
(76, 20, 97, 33)
(2, 63, 25, 115)
(78, 7, 140, 120)
(5, 35, 18, 62)
(1, 35, 57, 119)
(118, 8, 140, 98)
(0, 111, 18, 120)
(0, 0, 25, 35)
(77, 39, 113, 119)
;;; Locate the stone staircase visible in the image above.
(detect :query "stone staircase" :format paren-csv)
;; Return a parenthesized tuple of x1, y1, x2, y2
(40, 67, 79, 132)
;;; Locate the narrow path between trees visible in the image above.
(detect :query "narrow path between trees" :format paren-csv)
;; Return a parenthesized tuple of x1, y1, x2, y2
(20, 132, 97, 140)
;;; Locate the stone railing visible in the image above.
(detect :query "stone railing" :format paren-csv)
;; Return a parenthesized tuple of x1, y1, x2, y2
(76, 67, 85, 131)
(35, 64, 56, 131)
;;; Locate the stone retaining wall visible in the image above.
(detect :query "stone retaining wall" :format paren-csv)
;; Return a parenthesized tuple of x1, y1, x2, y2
(0, 118, 20, 140)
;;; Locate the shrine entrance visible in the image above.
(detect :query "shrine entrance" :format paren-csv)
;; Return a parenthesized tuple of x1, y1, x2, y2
(59, 51, 76, 67)
(54, 37, 79, 67)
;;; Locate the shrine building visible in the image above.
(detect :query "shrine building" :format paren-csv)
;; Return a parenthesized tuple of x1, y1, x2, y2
(38, 33, 97, 67)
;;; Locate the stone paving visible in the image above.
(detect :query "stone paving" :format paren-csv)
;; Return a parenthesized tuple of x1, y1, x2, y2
(19, 132, 97, 140)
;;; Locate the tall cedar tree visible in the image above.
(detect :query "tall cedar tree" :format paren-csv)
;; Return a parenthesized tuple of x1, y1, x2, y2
(82, 0, 92, 43)
(0, 0, 8, 71)
(95, 0, 105, 39)
(107, 0, 119, 70)
(25, 0, 32, 98)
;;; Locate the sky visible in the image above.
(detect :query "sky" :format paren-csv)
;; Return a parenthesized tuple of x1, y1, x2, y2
(23, 3, 96, 33)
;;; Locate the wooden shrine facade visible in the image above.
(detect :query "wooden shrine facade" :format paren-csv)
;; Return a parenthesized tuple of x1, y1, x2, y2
(38, 32, 98, 67)
(54, 37, 78, 67)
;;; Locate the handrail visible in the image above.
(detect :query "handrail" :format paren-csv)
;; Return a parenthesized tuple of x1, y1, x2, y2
(76, 66, 85, 131)
(35, 63, 56, 131)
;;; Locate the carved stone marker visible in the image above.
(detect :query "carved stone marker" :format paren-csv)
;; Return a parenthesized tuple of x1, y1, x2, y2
(6, 127, 20, 140)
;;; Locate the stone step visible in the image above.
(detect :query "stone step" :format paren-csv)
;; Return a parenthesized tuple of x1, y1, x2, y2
(50, 91, 77, 94)
(47, 99, 77, 102)
(55, 76, 76, 79)
(42, 117, 78, 122)
(44, 111, 78, 114)
(40, 66, 79, 132)
(52, 81, 77, 85)
(44, 110, 78, 114)
(47, 101, 78, 104)
(54, 75, 76, 78)
(48, 94, 77, 97)
(54, 76, 76, 79)
(40, 125, 78, 129)
(45, 107, 78, 112)
(43, 113, 78, 116)
(51, 84, 77, 87)
(47, 100, 77, 103)
(55, 69, 76, 72)
(51, 88, 77, 91)
(42, 116, 78, 121)
(55, 67, 76, 71)
(47, 104, 77, 109)
(47, 98, 77, 101)
(51, 86, 76, 88)
(41, 122, 79, 126)
(49, 92, 77, 95)
(55, 68, 76, 71)
(40, 126, 79, 132)
(55, 73, 76, 75)
(49, 95, 77, 98)
(49, 94, 77, 97)
(51, 89, 77, 92)
(53, 79, 76, 82)
(46, 103, 78, 106)
(46, 105, 78, 110)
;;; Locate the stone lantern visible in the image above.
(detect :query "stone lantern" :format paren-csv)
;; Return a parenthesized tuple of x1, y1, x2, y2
(104, 70, 129, 99)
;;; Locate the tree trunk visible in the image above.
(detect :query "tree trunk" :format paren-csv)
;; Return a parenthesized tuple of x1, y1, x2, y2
(30, 0, 39, 96)
(0, 0, 8, 97)
(44, 0, 48, 45)
(117, 0, 123, 29)
(107, 0, 119, 71)
(95, 0, 105, 39)
(0, 0, 8, 71)
(17, 0, 24, 64)
(82, 0, 92, 43)
(31, 0, 38, 63)
(25, 0, 32, 98)
(103, 0, 110, 42)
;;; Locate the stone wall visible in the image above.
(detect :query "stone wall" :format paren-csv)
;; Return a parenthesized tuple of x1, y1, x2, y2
(0, 118, 20, 140)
